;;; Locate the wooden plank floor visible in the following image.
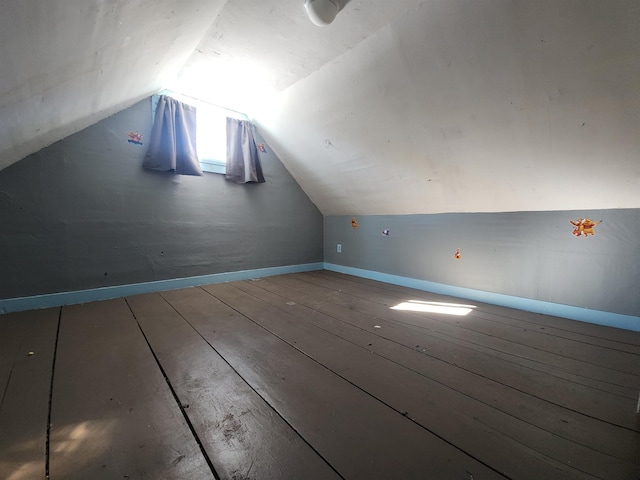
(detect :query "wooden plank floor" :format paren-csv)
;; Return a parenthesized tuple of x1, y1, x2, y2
(1, 270, 639, 479)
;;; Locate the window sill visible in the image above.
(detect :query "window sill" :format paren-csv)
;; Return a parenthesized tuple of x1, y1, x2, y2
(200, 159, 226, 175)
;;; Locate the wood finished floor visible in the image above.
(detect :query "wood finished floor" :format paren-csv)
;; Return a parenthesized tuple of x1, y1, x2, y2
(1, 270, 639, 479)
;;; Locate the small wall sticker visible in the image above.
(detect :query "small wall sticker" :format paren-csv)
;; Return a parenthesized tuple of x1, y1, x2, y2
(127, 131, 143, 145)
(453, 248, 461, 259)
(257, 143, 267, 153)
(351, 217, 358, 229)
(382, 228, 390, 236)
(569, 218, 601, 237)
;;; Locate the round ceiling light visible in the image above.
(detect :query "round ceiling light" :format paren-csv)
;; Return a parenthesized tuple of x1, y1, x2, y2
(304, 0, 340, 26)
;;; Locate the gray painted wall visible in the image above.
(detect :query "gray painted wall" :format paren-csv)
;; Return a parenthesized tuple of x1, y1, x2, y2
(324, 210, 640, 317)
(0, 99, 323, 299)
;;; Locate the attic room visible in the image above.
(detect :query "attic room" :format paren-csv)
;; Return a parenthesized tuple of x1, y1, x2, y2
(1, 0, 639, 478)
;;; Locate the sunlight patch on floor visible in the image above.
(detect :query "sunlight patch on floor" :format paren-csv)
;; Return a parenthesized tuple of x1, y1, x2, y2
(390, 300, 476, 316)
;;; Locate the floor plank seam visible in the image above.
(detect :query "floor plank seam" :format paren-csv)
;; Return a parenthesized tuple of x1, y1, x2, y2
(45, 307, 62, 480)
(383, 314, 638, 383)
(400, 326, 640, 395)
(471, 313, 640, 351)
(162, 289, 347, 480)
(124, 298, 222, 480)
(0, 353, 16, 413)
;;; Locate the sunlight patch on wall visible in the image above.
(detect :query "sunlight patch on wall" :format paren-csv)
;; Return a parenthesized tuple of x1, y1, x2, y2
(167, 56, 275, 117)
(391, 300, 476, 316)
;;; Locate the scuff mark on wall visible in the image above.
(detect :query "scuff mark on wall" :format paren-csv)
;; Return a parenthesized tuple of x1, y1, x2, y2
(0, 191, 11, 207)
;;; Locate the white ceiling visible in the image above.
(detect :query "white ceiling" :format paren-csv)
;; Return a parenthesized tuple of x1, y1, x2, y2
(0, 0, 228, 171)
(1, 0, 638, 215)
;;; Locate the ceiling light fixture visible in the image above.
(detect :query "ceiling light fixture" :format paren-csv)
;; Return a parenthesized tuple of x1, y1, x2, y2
(304, 0, 340, 26)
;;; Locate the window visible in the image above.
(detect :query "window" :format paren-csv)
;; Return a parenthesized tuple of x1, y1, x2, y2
(196, 105, 227, 174)
(151, 91, 248, 174)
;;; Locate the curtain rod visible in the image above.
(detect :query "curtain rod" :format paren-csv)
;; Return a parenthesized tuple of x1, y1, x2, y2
(157, 89, 249, 119)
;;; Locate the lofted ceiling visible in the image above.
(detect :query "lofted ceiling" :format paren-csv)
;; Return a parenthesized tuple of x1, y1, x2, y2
(0, 0, 638, 215)
(0, 0, 228, 171)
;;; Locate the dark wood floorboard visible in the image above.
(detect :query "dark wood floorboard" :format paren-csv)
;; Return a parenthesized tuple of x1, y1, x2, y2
(0, 308, 58, 480)
(235, 276, 640, 478)
(318, 270, 640, 349)
(273, 273, 640, 430)
(126, 292, 341, 480)
(248, 276, 640, 458)
(312, 270, 640, 395)
(213, 280, 613, 479)
(2, 270, 639, 479)
(306, 272, 640, 375)
(165, 285, 504, 480)
(48, 299, 213, 480)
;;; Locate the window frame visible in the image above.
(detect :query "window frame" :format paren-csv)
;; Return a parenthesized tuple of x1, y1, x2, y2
(151, 91, 249, 175)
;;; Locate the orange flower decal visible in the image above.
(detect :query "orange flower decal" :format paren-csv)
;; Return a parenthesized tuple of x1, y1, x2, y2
(569, 218, 601, 237)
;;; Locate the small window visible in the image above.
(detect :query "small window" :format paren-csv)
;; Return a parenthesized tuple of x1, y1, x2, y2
(196, 106, 227, 173)
(151, 91, 248, 174)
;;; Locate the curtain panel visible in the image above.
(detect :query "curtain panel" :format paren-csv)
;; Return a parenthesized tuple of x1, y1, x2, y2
(143, 95, 203, 176)
(225, 118, 265, 184)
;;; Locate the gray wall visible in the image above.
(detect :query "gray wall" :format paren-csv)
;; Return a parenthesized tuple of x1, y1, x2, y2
(324, 210, 640, 317)
(0, 99, 323, 299)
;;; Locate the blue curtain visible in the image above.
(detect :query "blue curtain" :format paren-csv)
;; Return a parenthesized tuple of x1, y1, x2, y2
(143, 95, 203, 176)
(225, 118, 265, 183)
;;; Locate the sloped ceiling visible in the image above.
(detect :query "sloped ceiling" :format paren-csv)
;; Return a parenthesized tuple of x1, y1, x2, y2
(251, 0, 640, 214)
(0, 0, 228, 171)
(1, 0, 638, 215)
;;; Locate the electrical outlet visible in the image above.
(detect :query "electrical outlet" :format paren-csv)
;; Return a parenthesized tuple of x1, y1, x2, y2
(337, 243, 342, 253)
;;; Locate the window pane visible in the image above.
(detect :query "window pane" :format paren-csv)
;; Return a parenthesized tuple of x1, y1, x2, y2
(197, 107, 227, 163)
